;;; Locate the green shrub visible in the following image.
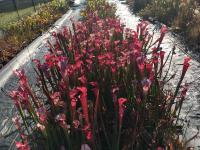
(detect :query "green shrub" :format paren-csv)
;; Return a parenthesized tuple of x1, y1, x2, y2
(139, 0, 180, 25)
(127, 0, 151, 12)
(81, 0, 116, 19)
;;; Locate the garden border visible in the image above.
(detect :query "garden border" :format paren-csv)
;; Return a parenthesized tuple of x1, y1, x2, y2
(0, 8, 73, 88)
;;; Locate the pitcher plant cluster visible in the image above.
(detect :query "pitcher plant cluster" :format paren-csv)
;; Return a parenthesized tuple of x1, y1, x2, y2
(9, 11, 191, 150)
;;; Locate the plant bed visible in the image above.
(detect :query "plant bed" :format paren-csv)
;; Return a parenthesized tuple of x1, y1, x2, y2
(81, 0, 116, 19)
(0, 0, 69, 69)
(9, 10, 191, 149)
(127, 0, 200, 55)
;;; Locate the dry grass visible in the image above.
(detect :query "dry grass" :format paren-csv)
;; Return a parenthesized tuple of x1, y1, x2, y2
(129, 0, 200, 51)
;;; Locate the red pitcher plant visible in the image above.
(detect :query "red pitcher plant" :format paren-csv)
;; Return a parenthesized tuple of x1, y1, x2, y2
(10, 13, 190, 150)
